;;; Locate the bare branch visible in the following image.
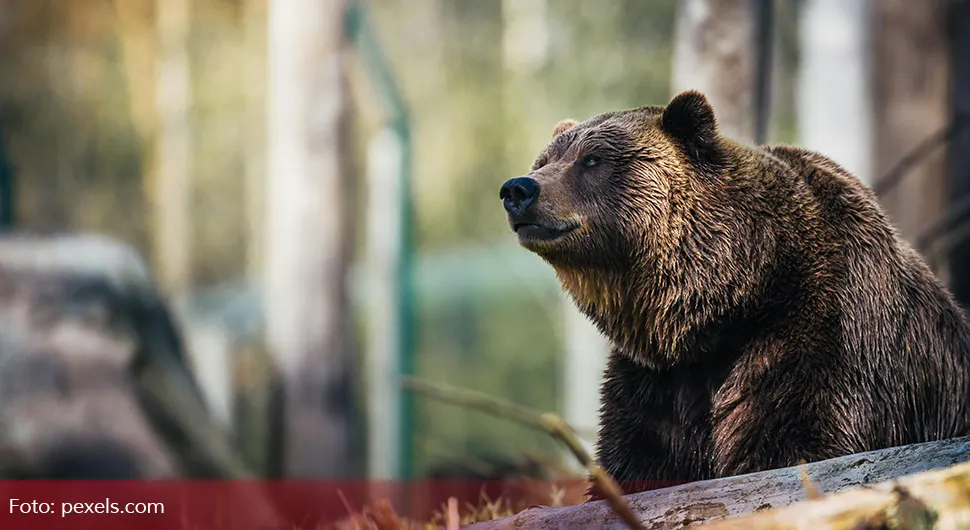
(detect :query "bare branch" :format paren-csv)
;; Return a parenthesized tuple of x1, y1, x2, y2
(400, 376, 645, 530)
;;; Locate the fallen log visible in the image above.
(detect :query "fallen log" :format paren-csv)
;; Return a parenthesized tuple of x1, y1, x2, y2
(462, 435, 970, 529)
(0, 233, 282, 525)
(0, 233, 190, 478)
(702, 459, 970, 529)
(0, 233, 231, 476)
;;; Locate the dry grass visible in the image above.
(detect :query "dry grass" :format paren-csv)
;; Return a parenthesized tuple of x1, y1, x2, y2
(401, 377, 646, 530)
(324, 480, 589, 530)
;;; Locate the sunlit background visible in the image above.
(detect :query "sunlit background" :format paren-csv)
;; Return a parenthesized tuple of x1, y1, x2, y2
(0, 0, 964, 494)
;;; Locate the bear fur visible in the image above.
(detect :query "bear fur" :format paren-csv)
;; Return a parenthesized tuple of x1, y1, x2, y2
(500, 90, 970, 496)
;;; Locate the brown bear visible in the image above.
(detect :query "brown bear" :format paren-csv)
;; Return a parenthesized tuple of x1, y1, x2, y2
(498, 90, 970, 496)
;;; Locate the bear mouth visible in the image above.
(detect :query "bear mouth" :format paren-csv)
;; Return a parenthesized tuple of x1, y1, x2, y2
(513, 222, 579, 243)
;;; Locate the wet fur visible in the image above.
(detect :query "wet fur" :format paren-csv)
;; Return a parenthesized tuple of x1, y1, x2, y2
(509, 91, 970, 496)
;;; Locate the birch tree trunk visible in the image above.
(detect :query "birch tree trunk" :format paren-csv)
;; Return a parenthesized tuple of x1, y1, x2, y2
(265, 0, 360, 479)
(672, 0, 757, 142)
(797, 0, 873, 185)
(244, 0, 267, 284)
(153, 0, 192, 295)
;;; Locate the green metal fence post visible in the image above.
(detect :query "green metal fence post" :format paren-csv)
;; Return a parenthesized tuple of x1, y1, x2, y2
(0, 123, 13, 230)
(346, 0, 417, 481)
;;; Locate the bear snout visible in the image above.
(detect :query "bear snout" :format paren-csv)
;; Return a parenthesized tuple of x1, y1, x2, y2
(500, 176, 540, 217)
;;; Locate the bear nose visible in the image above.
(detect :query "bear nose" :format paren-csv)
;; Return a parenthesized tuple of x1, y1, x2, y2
(499, 177, 540, 215)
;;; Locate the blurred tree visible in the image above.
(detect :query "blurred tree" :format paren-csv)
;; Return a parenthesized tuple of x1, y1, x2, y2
(153, 0, 193, 295)
(870, 0, 950, 276)
(113, 0, 156, 146)
(264, 0, 361, 479)
(243, 0, 267, 284)
(796, 0, 873, 184)
(948, 0, 970, 308)
(672, 0, 757, 142)
(0, 122, 12, 229)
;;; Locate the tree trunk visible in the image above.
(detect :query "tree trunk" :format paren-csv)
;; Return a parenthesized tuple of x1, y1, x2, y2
(0, 123, 12, 230)
(243, 0, 267, 284)
(797, 0, 873, 185)
(870, 0, 951, 273)
(672, 0, 757, 142)
(153, 0, 193, 295)
(946, 2, 970, 309)
(264, 0, 360, 479)
(561, 301, 608, 463)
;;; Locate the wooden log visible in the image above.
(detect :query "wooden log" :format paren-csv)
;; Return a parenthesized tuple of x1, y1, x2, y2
(703, 460, 970, 529)
(0, 233, 213, 466)
(0, 237, 183, 479)
(462, 435, 970, 529)
(0, 233, 282, 525)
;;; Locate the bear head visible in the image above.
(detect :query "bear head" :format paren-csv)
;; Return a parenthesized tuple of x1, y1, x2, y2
(499, 90, 776, 369)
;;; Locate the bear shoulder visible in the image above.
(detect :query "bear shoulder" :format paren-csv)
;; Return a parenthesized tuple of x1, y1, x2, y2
(761, 144, 899, 246)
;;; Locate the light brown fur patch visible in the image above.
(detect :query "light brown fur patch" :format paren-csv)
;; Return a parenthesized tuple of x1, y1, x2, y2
(553, 266, 613, 313)
(552, 119, 578, 138)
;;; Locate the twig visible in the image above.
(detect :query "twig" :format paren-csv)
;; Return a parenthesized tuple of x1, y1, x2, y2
(915, 193, 970, 255)
(873, 113, 970, 198)
(923, 215, 970, 273)
(401, 377, 646, 530)
(447, 497, 460, 530)
(402, 377, 546, 430)
(797, 459, 821, 500)
(337, 489, 363, 530)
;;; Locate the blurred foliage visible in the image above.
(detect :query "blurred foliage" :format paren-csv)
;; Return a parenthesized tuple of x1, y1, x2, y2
(0, 0, 801, 478)
(368, 0, 683, 476)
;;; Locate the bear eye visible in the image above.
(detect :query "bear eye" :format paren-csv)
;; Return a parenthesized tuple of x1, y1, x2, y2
(581, 155, 602, 168)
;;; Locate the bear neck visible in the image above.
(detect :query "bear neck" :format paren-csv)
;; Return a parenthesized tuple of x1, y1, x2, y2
(553, 260, 755, 371)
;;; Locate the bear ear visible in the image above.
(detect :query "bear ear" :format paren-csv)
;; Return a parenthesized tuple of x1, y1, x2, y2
(660, 90, 718, 157)
(552, 119, 578, 138)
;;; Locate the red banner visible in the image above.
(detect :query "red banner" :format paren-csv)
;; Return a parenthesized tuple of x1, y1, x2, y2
(0, 479, 686, 529)
(0, 479, 550, 529)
